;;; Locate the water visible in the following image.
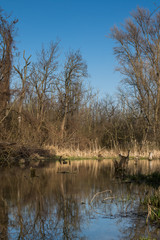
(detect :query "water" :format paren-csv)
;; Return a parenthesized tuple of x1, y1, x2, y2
(0, 159, 160, 240)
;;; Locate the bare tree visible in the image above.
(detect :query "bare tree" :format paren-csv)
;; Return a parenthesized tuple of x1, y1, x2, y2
(30, 41, 59, 123)
(110, 7, 160, 144)
(14, 51, 31, 129)
(0, 8, 17, 114)
(57, 50, 88, 138)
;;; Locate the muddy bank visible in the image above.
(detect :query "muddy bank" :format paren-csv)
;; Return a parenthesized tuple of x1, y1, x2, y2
(0, 142, 56, 168)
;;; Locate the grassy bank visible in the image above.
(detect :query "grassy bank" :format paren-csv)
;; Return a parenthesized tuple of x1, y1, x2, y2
(1, 142, 160, 167)
(45, 145, 160, 160)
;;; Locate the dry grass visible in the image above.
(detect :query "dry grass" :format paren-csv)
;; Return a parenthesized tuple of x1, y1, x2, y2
(44, 145, 160, 159)
(44, 145, 118, 158)
(1, 141, 160, 168)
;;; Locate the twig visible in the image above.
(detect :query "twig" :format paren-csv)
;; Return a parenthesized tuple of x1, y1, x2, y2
(102, 196, 115, 202)
(90, 189, 112, 205)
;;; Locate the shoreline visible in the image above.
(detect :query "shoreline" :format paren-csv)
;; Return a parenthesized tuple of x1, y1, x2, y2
(0, 142, 160, 168)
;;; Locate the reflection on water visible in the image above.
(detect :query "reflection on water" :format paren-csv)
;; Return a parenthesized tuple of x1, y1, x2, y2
(0, 159, 160, 239)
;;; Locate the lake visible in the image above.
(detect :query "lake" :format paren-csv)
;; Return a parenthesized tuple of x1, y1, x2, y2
(0, 159, 160, 239)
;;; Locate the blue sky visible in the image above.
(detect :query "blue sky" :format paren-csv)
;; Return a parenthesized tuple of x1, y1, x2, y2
(1, 0, 158, 96)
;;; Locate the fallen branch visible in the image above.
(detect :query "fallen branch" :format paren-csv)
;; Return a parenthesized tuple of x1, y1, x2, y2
(90, 189, 112, 205)
(88, 189, 113, 216)
(102, 196, 115, 202)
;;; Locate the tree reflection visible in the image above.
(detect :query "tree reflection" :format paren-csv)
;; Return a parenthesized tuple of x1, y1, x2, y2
(0, 160, 159, 239)
(0, 195, 8, 240)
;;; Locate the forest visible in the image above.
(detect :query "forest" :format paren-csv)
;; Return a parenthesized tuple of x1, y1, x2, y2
(1, 6, 160, 156)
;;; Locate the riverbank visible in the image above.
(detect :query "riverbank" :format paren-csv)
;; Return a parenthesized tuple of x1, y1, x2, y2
(45, 145, 160, 160)
(0, 142, 160, 167)
(0, 142, 57, 168)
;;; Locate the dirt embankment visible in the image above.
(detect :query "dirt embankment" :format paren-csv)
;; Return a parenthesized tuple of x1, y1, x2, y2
(0, 142, 56, 168)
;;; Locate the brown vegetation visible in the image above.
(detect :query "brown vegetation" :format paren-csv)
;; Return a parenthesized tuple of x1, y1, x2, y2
(1, 6, 160, 165)
(0, 142, 54, 167)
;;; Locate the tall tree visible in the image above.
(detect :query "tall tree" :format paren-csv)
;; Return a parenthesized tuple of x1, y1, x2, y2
(57, 50, 88, 138)
(31, 41, 59, 123)
(110, 7, 160, 144)
(0, 8, 17, 114)
(14, 51, 31, 129)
